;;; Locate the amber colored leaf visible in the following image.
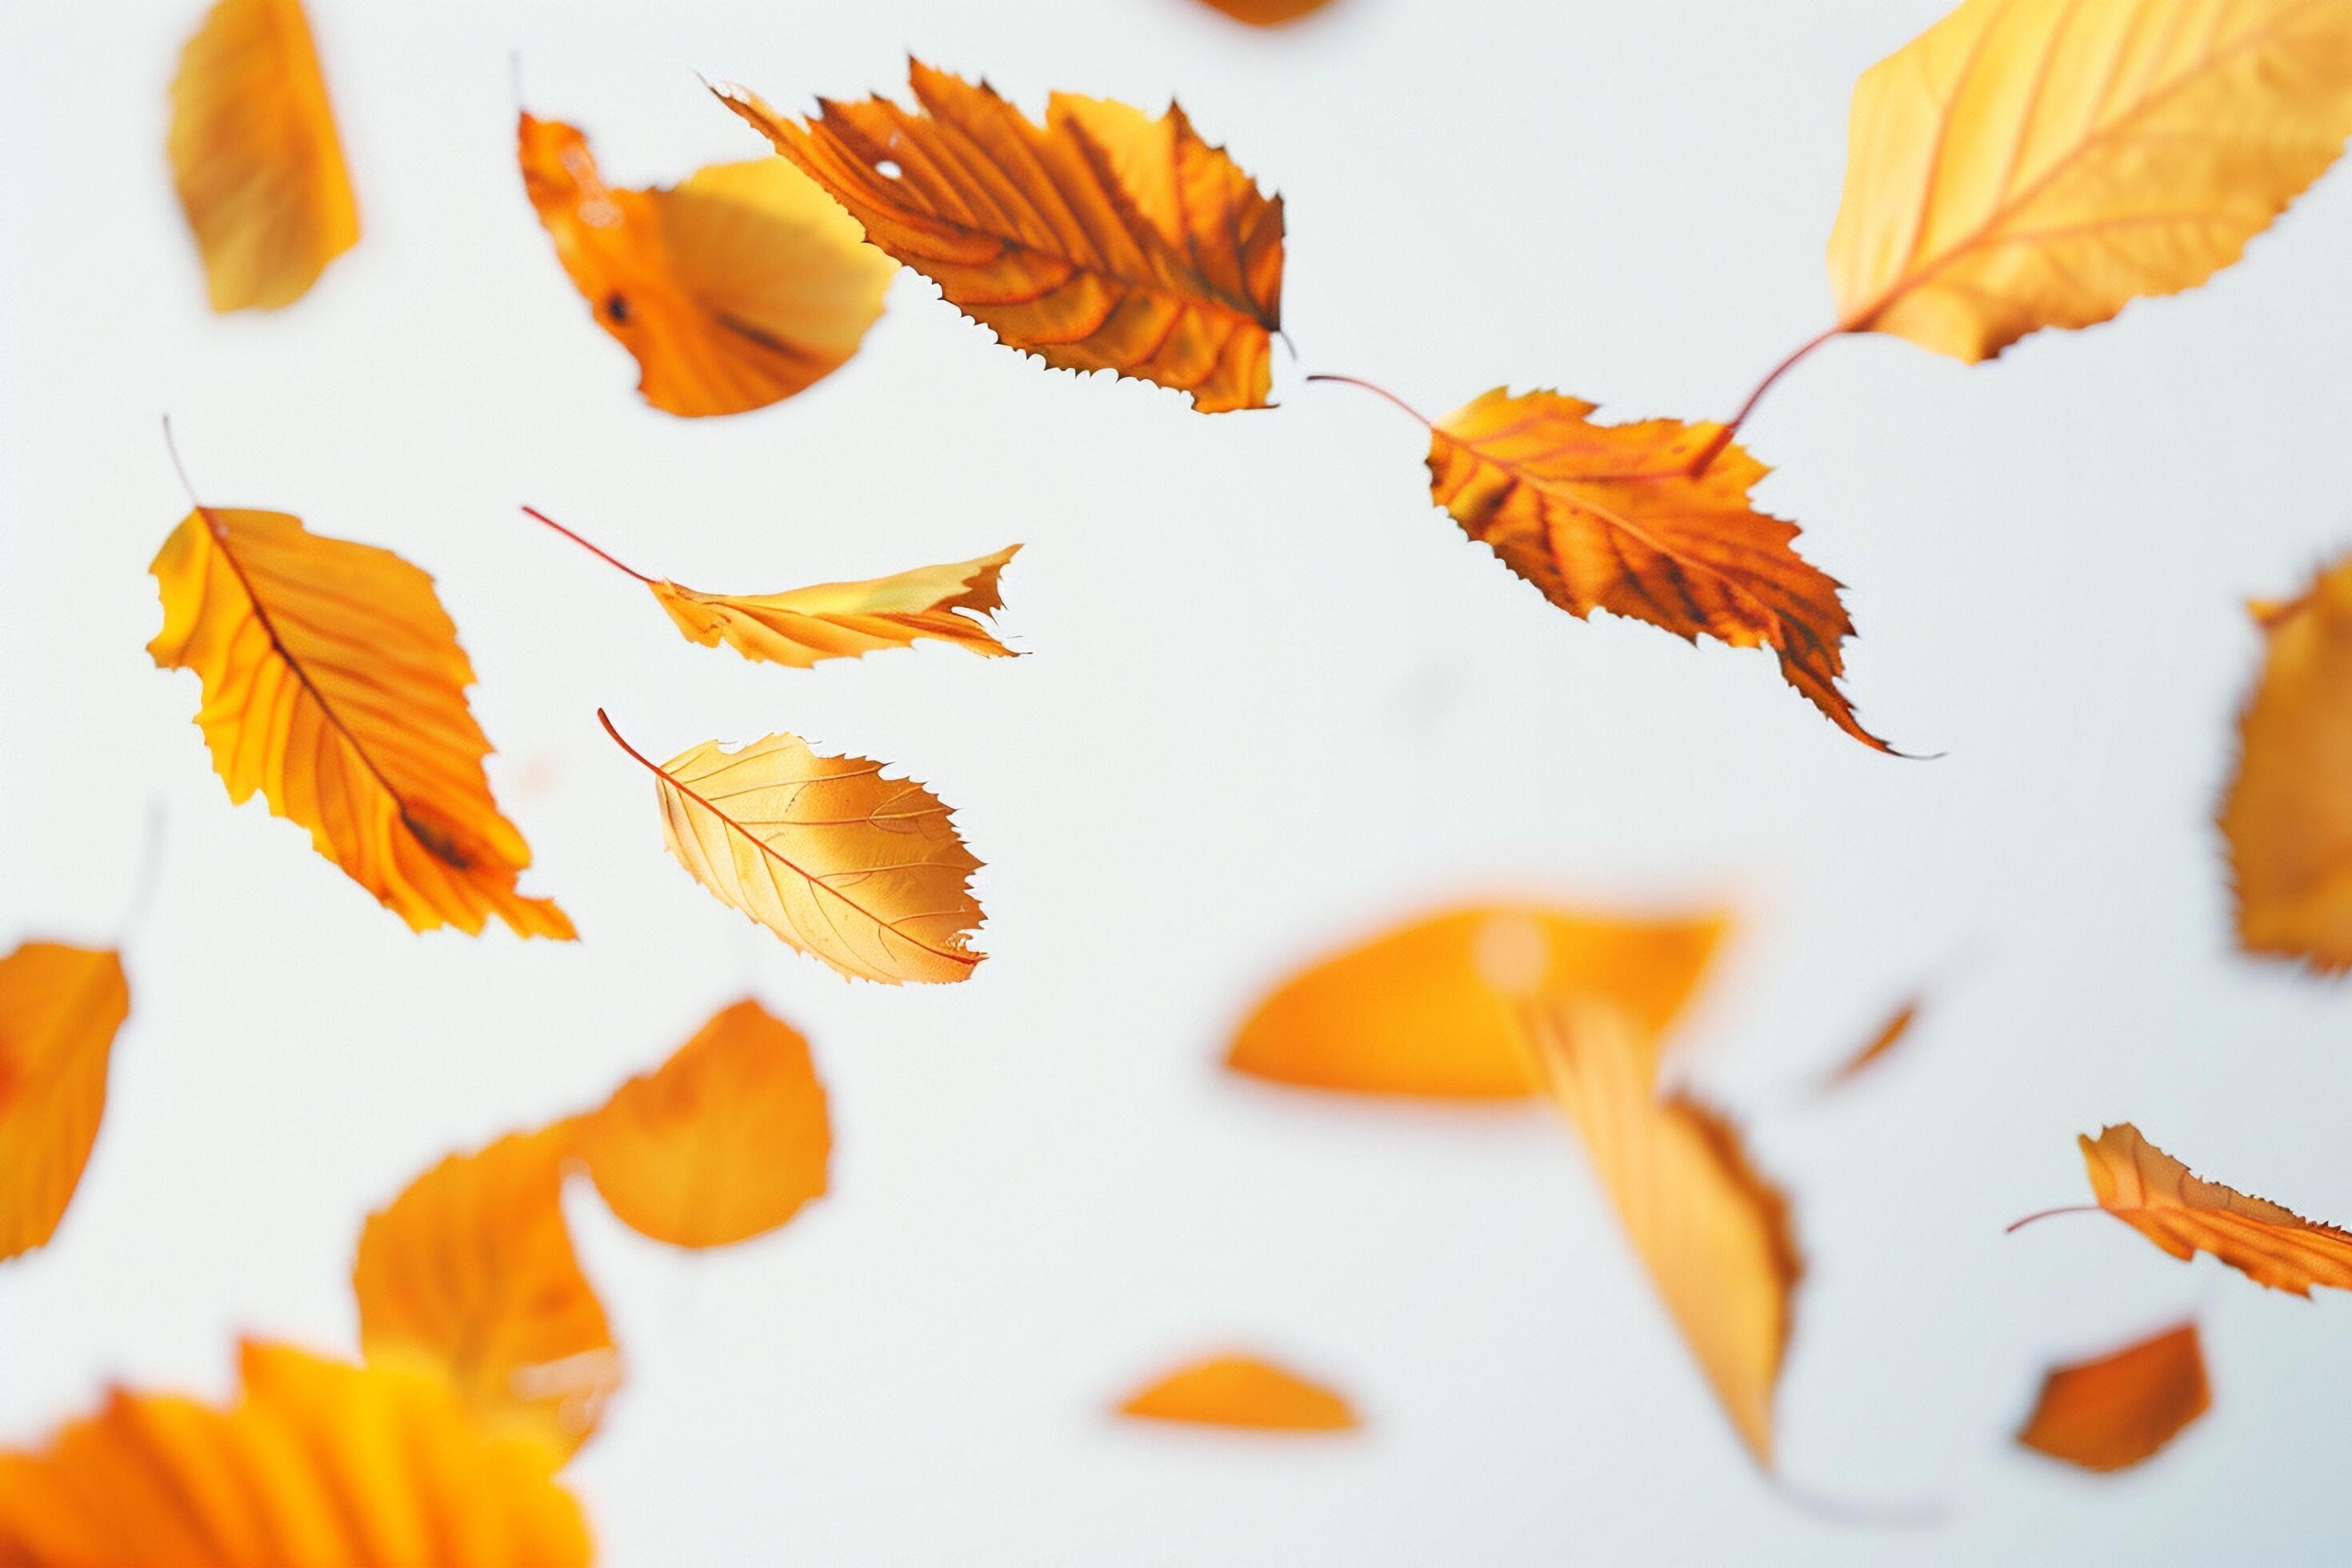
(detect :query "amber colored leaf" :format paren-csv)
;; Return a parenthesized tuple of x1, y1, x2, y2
(0, 942, 130, 1262)
(1197, 0, 1337, 22)
(1116, 1354, 1359, 1431)
(0, 1341, 590, 1566)
(518, 112, 893, 417)
(352, 1126, 619, 1454)
(1522, 999, 1801, 1466)
(2220, 554, 2352, 970)
(714, 63, 1284, 413)
(580, 998, 831, 1248)
(1226, 904, 1726, 1099)
(2016, 1321, 2210, 1473)
(1822, 994, 1922, 1087)
(2062, 1123, 2352, 1295)
(167, 0, 358, 311)
(150, 504, 571, 939)
(1427, 388, 1890, 751)
(601, 712, 983, 986)
(1826, 0, 2352, 363)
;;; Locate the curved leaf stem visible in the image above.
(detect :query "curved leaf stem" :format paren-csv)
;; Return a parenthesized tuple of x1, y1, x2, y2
(1304, 373, 1434, 430)
(2005, 1204, 2102, 1234)
(523, 506, 655, 584)
(1689, 323, 1844, 474)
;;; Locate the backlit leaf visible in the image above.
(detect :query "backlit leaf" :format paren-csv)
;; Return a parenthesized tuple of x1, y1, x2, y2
(149, 504, 571, 938)
(1116, 1354, 1359, 1431)
(0, 942, 129, 1262)
(714, 63, 1284, 413)
(2064, 1122, 2352, 1295)
(2016, 1321, 2209, 1473)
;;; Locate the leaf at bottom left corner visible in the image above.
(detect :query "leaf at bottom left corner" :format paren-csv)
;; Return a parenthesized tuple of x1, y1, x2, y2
(0, 1341, 590, 1566)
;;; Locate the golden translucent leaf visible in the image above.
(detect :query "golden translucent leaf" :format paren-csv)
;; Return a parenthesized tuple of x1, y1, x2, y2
(1523, 1000, 1801, 1466)
(167, 0, 358, 312)
(2070, 1122, 2352, 1295)
(1428, 388, 1890, 751)
(2220, 554, 2352, 969)
(649, 545, 1020, 668)
(1116, 1354, 1360, 1431)
(1226, 904, 1726, 1099)
(0, 943, 129, 1262)
(518, 113, 893, 417)
(0, 1342, 590, 1566)
(714, 63, 1284, 413)
(580, 998, 831, 1248)
(149, 506, 571, 939)
(602, 714, 983, 986)
(1826, 0, 2352, 362)
(352, 1126, 619, 1454)
(2016, 1321, 2210, 1473)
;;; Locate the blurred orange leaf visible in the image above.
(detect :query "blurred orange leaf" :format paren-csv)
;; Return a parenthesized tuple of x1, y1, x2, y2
(150, 502, 571, 938)
(168, 0, 357, 311)
(1822, 993, 1921, 1088)
(518, 110, 892, 416)
(2016, 1321, 2209, 1473)
(0, 1341, 589, 1566)
(600, 712, 983, 985)
(1226, 904, 1726, 1098)
(1117, 1354, 1359, 1431)
(0, 942, 129, 1262)
(581, 998, 831, 1248)
(352, 1126, 619, 1454)
(714, 63, 1284, 412)
(1196, 0, 1337, 22)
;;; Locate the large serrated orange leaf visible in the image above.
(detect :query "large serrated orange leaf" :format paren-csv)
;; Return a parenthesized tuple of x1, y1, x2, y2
(150, 505, 571, 938)
(2066, 1122, 2352, 1295)
(2220, 554, 2352, 970)
(0, 942, 129, 1262)
(601, 714, 983, 986)
(2016, 1321, 2209, 1473)
(1522, 999, 1800, 1467)
(714, 63, 1283, 413)
(1116, 1353, 1360, 1431)
(1226, 904, 1726, 1099)
(580, 998, 831, 1248)
(518, 112, 893, 417)
(0, 1341, 590, 1566)
(167, 0, 358, 312)
(1426, 388, 1890, 751)
(352, 1126, 619, 1454)
(1826, 0, 2352, 363)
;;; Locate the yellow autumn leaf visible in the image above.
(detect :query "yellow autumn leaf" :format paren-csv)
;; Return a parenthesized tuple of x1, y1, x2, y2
(1116, 1353, 1361, 1431)
(168, 0, 358, 311)
(580, 998, 831, 1248)
(150, 502, 571, 938)
(0, 942, 130, 1262)
(1827, 0, 2352, 362)
(599, 712, 984, 985)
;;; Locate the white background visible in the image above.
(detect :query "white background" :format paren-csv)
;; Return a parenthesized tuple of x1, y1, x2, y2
(6, 0, 2352, 1562)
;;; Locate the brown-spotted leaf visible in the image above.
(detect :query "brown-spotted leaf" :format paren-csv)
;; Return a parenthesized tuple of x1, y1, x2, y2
(0, 942, 130, 1262)
(2070, 1123, 2352, 1295)
(2016, 1321, 2210, 1473)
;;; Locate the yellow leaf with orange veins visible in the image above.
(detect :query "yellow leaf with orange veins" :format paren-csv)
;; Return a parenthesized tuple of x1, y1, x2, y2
(0, 943, 129, 1262)
(1117, 1354, 1359, 1431)
(581, 998, 831, 1248)
(352, 1126, 619, 1453)
(2064, 1123, 2352, 1296)
(650, 545, 1020, 668)
(149, 505, 571, 939)
(2016, 1321, 2209, 1473)
(168, 0, 358, 311)
(1227, 904, 1726, 1098)
(0, 1342, 590, 1566)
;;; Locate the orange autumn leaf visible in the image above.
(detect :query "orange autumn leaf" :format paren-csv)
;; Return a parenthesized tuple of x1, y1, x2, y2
(1822, 993, 1922, 1088)
(352, 1126, 620, 1453)
(2220, 554, 2352, 970)
(2016, 1321, 2210, 1474)
(1196, 0, 1338, 22)
(600, 712, 983, 986)
(1116, 1354, 1359, 1431)
(1522, 999, 1801, 1466)
(1826, 0, 2352, 363)
(1226, 904, 1726, 1099)
(518, 111, 893, 417)
(714, 64, 1284, 413)
(150, 501, 571, 939)
(2052, 1123, 2352, 1295)
(0, 1341, 590, 1566)
(0, 942, 130, 1262)
(580, 998, 831, 1248)
(168, 0, 358, 312)
(525, 507, 1019, 668)
(1424, 387, 1890, 752)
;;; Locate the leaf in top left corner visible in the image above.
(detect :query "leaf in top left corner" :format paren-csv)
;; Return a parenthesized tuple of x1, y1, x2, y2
(0, 943, 130, 1263)
(149, 504, 572, 938)
(169, 0, 358, 311)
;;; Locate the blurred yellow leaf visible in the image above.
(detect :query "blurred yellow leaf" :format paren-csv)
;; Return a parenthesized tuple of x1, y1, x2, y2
(0, 942, 129, 1262)
(1117, 1353, 1359, 1431)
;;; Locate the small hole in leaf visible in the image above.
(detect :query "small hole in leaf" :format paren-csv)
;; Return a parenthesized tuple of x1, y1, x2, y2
(874, 159, 903, 179)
